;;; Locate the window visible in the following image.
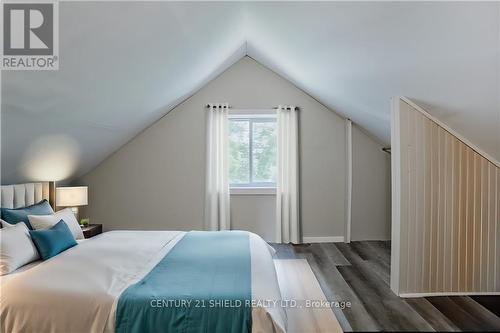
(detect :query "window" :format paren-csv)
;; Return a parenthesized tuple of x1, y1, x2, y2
(229, 115, 277, 189)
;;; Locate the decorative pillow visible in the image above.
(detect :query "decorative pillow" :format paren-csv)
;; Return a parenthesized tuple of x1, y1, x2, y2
(28, 208, 84, 240)
(1, 200, 54, 230)
(0, 223, 40, 275)
(29, 221, 77, 260)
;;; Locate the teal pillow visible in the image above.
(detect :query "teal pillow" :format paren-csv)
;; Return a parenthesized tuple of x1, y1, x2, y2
(29, 220, 77, 260)
(2, 199, 54, 230)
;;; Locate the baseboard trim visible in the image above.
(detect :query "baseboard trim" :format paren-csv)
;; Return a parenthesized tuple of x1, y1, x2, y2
(399, 291, 500, 298)
(303, 236, 345, 243)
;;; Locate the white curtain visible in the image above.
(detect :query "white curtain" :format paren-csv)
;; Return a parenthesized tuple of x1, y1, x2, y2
(205, 103, 230, 231)
(276, 105, 300, 243)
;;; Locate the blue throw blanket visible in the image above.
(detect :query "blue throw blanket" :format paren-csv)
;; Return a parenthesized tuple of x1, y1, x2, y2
(115, 231, 252, 333)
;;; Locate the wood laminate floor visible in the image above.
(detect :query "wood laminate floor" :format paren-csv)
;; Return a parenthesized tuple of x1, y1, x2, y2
(275, 259, 343, 333)
(270, 241, 500, 332)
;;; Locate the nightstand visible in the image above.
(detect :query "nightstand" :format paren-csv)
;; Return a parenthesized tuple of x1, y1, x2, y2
(81, 224, 102, 239)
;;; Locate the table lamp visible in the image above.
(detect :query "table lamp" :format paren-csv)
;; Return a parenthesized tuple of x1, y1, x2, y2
(56, 186, 88, 221)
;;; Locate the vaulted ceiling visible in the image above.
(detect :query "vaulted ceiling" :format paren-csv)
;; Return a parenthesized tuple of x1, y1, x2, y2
(2, 1, 499, 184)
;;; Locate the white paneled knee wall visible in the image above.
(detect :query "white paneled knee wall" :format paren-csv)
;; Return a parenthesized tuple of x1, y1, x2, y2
(391, 97, 499, 297)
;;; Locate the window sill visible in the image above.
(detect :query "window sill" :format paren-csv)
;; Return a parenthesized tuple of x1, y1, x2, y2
(230, 187, 276, 195)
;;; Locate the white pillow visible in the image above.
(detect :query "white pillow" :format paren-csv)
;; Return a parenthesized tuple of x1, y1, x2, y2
(1, 219, 14, 227)
(28, 208, 84, 240)
(0, 219, 29, 229)
(0, 222, 40, 275)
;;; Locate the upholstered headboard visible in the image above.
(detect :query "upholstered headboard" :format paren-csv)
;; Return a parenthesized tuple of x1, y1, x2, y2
(0, 182, 55, 210)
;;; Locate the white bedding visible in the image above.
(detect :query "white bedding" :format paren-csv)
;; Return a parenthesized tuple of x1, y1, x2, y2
(0, 231, 286, 333)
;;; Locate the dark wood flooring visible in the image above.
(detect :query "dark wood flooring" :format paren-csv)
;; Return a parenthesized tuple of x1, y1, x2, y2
(270, 241, 500, 332)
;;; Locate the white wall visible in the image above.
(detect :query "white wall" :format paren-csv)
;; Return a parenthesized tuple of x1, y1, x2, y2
(230, 194, 276, 242)
(79, 56, 389, 241)
(351, 125, 391, 241)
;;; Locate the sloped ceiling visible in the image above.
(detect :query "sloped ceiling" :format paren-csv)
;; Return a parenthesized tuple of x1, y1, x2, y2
(1, 1, 499, 184)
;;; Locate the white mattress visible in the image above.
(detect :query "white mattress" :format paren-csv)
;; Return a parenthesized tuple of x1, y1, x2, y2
(0, 231, 286, 333)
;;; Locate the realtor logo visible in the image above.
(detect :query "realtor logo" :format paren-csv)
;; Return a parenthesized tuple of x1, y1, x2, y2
(1, 1, 59, 70)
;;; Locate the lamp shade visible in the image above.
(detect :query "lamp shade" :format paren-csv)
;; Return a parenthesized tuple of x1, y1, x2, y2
(56, 186, 88, 207)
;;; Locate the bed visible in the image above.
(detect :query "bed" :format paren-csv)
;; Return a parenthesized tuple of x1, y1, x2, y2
(0, 183, 286, 333)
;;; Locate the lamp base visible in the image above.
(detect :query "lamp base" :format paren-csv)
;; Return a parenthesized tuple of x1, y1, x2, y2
(70, 207, 79, 223)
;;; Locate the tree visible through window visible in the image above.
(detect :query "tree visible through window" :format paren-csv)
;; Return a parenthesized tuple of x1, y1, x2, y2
(229, 116, 277, 187)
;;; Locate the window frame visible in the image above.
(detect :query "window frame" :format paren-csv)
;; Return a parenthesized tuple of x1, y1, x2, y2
(228, 112, 277, 191)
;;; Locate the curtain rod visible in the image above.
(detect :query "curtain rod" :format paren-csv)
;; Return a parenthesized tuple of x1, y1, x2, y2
(205, 104, 299, 111)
